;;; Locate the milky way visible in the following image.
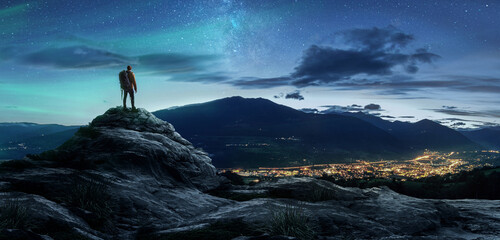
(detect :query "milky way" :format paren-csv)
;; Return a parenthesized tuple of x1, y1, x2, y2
(0, 0, 499, 128)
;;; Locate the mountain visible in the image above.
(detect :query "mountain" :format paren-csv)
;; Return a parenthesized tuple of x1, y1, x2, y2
(0, 107, 498, 239)
(154, 96, 407, 168)
(0, 122, 79, 143)
(461, 126, 500, 150)
(334, 111, 480, 151)
(0, 123, 80, 160)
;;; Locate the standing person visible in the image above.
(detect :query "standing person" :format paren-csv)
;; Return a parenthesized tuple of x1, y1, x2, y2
(119, 65, 138, 110)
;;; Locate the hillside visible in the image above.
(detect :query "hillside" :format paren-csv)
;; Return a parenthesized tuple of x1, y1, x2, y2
(154, 97, 480, 168)
(154, 97, 406, 168)
(334, 111, 480, 151)
(0, 123, 80, 160)
(461, 127, 500, 150)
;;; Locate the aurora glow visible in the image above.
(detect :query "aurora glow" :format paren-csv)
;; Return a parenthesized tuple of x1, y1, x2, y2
(1, 0, 499, 128)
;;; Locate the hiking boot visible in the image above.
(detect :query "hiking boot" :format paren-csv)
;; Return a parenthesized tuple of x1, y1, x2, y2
(131, 107, 138, 112)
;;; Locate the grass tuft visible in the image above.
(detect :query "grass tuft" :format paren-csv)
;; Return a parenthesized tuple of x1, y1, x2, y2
(69, 178, 112, 218)
(0, 201, 32, 230)
(268, 204, 315, 240)
(67, 177, 114, 231)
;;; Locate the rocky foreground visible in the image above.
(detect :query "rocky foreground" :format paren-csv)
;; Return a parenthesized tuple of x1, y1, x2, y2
(0, 108, 498, 240)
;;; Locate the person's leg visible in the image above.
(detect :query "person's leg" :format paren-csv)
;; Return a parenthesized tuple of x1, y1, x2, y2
(123, 91, 128, 109)
(130, 90, 135, 110)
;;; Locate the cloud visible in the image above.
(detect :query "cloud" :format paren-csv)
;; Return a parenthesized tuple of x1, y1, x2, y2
(451, 122, 466, 127)
(399, 116, 415, 119)
(233, 76, 293, 88)
(300, 108, 319, 114)
(429, 106, 500, 118)
(20, 46, 130, 69)
(338, 26, 414, 51)
(286, 27, 439, 87)
(320, 104, 365, 114)
(273, 90, 305, 100)
(13, 45, 223, 79)
(229, 26, 439, 89)
(284, 90, 304, 100)
(364, 103, 381, 111)
(137, 53, 220, 74)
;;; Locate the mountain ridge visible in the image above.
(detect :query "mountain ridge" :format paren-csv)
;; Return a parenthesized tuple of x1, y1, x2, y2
(153, 96, 480, 167)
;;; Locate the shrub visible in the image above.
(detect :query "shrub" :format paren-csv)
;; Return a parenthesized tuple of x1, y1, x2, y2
(0, 201, 32, 230)
(75, 126, 101, 139)
(67, 178, 114, 231)
(268, 204, 315, 240)
(309, 184, 336, 202)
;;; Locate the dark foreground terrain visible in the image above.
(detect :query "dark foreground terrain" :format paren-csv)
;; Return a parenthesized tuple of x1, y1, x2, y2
(0, 108, 498, 240)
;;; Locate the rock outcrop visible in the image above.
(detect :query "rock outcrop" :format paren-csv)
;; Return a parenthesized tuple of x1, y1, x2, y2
(0, 108, 229, 239)
(0, 107, 499, 240)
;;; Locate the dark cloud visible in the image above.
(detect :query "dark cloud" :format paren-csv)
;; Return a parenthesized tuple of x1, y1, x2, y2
(13, 46, 224, 82)
(451, 122, 466, 127)
(286, 27, 439, 87)
(457, 85, 500, 93)
(364, 103, 381, 111)
(231, 26, 439, 89)
(338, 26, 414, 51)
(285, 90, 305, 100)
(380, 115, 396, 119)
(429, 106, 500, 118)
(335, 76, 500, 96)
(137, 53, 220, 74)
(399, 116, 415, 119)
(232, 76, 292, 89)
(20, 46, 130, 69)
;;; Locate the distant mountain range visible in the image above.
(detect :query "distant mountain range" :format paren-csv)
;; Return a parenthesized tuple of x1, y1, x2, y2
(1, 97, 496, 167)
(153, 96, 482, 168)
(0, 123, 80, 160)
(332, 111, 479, 151)
(460, 127, 500, 150)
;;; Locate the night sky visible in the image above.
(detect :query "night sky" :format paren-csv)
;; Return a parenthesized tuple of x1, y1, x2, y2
(1, 0, 499, 128)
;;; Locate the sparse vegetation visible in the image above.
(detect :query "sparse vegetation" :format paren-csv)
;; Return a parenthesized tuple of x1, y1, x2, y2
(268, 204, 315, 240)
(75, 126, 101, 139)
(309, 184, 336, 202)
(67, 177, 114, 231)
(0, 201, 32, 230)
(69, 178, 112, 217)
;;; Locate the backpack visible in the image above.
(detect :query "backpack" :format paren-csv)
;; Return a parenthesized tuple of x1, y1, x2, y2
(119, 70, 131, 90)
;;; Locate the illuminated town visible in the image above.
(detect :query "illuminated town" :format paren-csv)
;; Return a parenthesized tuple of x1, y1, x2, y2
(221, 150, 500, 180)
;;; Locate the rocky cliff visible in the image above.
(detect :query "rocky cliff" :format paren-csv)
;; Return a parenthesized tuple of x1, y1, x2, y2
(0, 108, 498, 240)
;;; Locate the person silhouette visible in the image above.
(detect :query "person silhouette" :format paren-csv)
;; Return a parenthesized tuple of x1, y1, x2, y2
(122, 65, 137, 110)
